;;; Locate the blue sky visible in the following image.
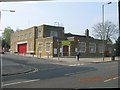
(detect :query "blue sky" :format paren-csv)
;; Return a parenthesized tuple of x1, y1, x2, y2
(0, 0, 118, 40)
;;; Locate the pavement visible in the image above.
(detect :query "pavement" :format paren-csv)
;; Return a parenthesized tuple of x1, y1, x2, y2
(2, 58, 33, 76)
(2, 53, 120, 76)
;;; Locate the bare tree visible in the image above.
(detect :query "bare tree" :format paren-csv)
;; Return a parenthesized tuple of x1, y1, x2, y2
(92, 21, 118, 43)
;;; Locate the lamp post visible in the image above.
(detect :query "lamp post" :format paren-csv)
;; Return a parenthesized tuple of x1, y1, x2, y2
(102, 2, 112, 61)
(0, 9, 15, 89)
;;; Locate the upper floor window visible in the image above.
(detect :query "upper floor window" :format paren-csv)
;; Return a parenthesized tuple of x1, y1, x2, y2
(14, 36, 16, 41)
(29, 32, 32, 38)
(21, 35, 23, 40)
(25, 34, 27, 39)
(18, 36, 20, 41)
(45, 42, 51, 52)
(50, 31, 58, 37)
(79, 42, 86, 53)
(89, 43, 96, 53)
(38, 30, 42, 37)
(98, 43, 104, 53)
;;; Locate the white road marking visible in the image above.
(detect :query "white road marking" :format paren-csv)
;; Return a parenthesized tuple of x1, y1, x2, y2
(3, 79, 40, 87)
(69, 64, 84, 66)
(104, 76, 120, 82)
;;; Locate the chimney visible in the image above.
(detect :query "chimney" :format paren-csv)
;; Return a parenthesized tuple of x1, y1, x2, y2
(85, 29, 89, 37)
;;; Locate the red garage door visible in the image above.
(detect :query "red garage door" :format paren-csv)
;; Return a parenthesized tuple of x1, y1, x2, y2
(18, 43, 27, 53)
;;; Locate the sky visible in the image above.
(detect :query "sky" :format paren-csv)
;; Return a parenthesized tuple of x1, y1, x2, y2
(0, 0, 118, 42)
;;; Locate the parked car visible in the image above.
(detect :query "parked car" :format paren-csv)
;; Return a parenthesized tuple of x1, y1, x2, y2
(0, 50, 5, 54)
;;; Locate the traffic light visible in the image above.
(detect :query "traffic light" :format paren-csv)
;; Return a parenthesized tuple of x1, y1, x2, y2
(77, 40, 80, 44)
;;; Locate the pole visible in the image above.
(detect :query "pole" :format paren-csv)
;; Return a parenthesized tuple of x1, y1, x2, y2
(102, 5, 105, 61)
(57, 40, 59, 60)
(0, 11, 2, 89)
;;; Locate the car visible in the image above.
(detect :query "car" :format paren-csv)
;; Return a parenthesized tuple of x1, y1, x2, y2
(0, 50, 5, 54)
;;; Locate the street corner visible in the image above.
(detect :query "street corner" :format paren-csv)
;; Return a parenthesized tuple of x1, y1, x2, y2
(2, 64, 35, 76)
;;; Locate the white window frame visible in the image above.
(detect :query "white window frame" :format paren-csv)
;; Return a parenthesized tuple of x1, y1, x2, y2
(14, 36, 16, 41)
(18, 36, 20, 41)
(21, 35, 23, 40)
(38, 42, 43, 52)
(108, 47, 112, 54)
(29, 32, 32, 38)
(25, 34, 27, 39)
(38, 30, 42, 37)
(89, 43, 96, 53)
(98, 43, 104, 53)
(45, 41, 51, 52)
(79, 42, 86, 53)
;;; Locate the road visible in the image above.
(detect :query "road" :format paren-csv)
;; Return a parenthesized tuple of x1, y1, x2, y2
(1, 54, 120, 88)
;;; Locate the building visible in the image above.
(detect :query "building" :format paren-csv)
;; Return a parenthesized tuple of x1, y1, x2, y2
(10, 24, 114, 58)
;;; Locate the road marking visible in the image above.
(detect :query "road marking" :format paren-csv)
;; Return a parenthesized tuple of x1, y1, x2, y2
(3, 79, 40, 87)
(69, 64, 84, 66)
(104, 76, 120, 82)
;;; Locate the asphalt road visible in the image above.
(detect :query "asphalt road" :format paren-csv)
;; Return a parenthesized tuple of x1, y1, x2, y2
(1, 54, 120, 88)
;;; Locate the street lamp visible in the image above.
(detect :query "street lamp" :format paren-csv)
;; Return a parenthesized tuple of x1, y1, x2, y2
(0, 9, 15, 89)
(102, 2, 112, 61)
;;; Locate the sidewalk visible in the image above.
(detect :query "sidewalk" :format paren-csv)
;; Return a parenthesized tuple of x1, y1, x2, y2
(43, 56, 120, 65)
(2, 59, 33, 76)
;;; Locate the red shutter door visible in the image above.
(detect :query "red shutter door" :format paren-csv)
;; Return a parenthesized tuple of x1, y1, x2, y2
(18, 43, 27, 53)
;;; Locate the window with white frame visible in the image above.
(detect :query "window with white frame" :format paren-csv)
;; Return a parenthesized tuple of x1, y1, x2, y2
(21, 35, 23, 40)
(25, 34, 27, 39)
(14, 36, 16, 41)
(45, 42, 51, 52)
(38, 30, 42, 37)
(18, 36, 20, 41)
(29, 42, 32, 49)
(89, 43, 96, 53)
(38, 42, 43, 52)
(108, 47, 112, 54)
(79, 42, 86, 53)
(29, 32, 32, 38)
(50, 31, 58, 37)
(98, 43, 104, 53)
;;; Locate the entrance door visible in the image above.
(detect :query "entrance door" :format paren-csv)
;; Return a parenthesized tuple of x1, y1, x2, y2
(63, 45, 69, 56)
(18, 43, 27, 53)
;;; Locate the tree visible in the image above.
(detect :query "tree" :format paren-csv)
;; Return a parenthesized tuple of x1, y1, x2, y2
(115, 36, 120, 56)
(2, 26, 14, 50)
(92, 21, 118, 44)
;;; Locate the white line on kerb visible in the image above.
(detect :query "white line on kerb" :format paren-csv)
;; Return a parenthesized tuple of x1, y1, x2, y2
(3, 79, 40, 87)
(104, 76, 120, 82)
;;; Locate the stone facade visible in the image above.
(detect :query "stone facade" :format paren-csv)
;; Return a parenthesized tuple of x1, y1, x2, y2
(10, 24, 114, 58)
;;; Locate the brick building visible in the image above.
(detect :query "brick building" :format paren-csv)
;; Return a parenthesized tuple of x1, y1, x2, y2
(10, 24, 114, 58)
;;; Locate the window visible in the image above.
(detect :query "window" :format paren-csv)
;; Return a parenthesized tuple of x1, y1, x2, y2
(38, 30, 42, 37)
(18, 36, 19, 41)
(25, 34, 27, 39)
(14, 36, 16, 41)
(79, 42, 86, 53)
(29, 42, 32, 49)
(89, 43, 96, 53)
(29, 32, 32, 38)
(50, 31, 58, 37)
(21, 35, 23, 40)
(45, 42, 51, 52)
(38, 42, 43, 52)
(98, 43, 104, 53)
(108, 47, 112, 54)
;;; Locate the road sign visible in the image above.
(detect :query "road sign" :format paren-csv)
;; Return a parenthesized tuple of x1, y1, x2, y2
(61, 41, 71, 45)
